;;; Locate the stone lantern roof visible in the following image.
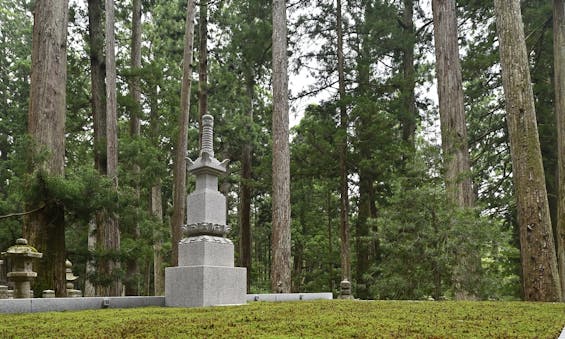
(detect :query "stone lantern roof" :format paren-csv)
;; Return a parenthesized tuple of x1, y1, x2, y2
(1, 238, 42, 259)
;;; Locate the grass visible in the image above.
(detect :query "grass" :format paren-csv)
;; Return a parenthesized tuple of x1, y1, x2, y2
(0, 300, 564, 338)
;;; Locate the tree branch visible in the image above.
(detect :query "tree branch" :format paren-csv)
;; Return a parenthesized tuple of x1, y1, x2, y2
(0, 204, 46, 220)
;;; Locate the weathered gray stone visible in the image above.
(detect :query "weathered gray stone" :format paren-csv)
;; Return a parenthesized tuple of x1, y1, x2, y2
(186, 189, 227, 226)
(247, 293, 333, 302)
(185, 115, 229, 232)
(42, 290, 55, 298)
(339, 279, 354, 299)
(1, 238, 42, 299)
(165, 266, 246, 307)
(65, 259, 82, 297)
(0, 299, 32, 313)
(0, 296, 166, 313)
(166, 114, 247, 308)
(178, 239, 234, 267)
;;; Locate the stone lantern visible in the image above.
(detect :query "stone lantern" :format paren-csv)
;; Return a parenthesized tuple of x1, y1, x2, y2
(1, 238, 42, 298)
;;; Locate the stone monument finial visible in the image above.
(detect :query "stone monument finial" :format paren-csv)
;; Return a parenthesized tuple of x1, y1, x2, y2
(201, 114, 214, 157)
(187, 114, 228, 176)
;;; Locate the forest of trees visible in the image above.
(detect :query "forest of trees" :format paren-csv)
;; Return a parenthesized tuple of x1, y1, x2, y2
(1, 0, 565, 301)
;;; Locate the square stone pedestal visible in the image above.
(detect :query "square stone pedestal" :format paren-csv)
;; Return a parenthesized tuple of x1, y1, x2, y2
(165, 237, 247, 307)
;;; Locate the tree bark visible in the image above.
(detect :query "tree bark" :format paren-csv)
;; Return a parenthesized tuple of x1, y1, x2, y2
(495, 0, 562, 301)
(327, 188, 334, 292)
(171, 0, 196, 266)
(336, 0, 352, 298)
(432, 0, 478, 300)
(240, 74, 254, 292)
(86, 0, 106, 297)
(554, 0, 565, 300)
(401, 0, 417, 148)
(96, 0, 122, 297)
(150, 82, 164, 296)
(88, 0, 107, 176)
(432, 0, 474, 210)
(151, 184, 164, 295)
(271, 0, 292, 293)
(24, 0, 68, 297)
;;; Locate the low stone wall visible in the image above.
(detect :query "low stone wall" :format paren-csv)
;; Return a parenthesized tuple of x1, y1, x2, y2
(0, 293, 333, 314)
(0, 296, 165, 314)
(247, 293, 333, 302)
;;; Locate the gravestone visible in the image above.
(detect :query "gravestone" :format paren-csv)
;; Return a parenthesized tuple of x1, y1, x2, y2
(165, 115, 246, 307)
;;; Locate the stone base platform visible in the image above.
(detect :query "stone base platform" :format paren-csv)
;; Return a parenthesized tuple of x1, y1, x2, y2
(165, 265, 246, 307)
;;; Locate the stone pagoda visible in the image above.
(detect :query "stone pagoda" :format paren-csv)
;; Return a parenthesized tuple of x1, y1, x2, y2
(165, 114, 246, 307)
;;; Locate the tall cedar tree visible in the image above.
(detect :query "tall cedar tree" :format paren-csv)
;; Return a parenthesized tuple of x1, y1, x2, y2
(432, 0, 479, 300)
(149, 77, 164, 295)
(401, 0, 417, 147)
(271, 0, 292, 293)
(554, 0, 565, 300)
(24, 0, 69, 297)
(171, 0, 196, 266)
(354, 2, 382, 300)
(85, 0, 106, 297)
(494, 0, 562, 301)
(336, 0, 352, 298)
(240, 73, 254, 292)
(97, 0, 122, 296)
(125, 0, 142, 296)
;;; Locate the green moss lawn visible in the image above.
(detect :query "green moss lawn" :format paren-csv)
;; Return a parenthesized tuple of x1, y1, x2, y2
(1, 300, 564, 338)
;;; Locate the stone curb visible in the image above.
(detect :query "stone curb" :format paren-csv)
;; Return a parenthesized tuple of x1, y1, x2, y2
(0, 293, 333, 314)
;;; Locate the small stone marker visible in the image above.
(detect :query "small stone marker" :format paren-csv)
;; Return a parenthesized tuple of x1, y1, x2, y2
(65, 259, 82, 297)
(42, 289, 55, 298)
(339, 279, 354, 299)
(165, 114, 246, 307)
(1, 238, 42, 299)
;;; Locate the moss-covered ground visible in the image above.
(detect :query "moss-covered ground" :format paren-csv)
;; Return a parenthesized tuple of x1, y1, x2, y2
(0, 300, 564, 338)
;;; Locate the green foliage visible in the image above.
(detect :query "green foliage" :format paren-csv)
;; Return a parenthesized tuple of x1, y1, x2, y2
(0, 0, 554, 299)
(1, 301, 564, 338)
(371, 145, 520, 300)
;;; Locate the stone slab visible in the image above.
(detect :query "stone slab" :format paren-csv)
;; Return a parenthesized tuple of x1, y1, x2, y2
(0, 299, 32, 313)
(178, 241, 234, 267)
(105, 296, 165, 309)
(165, 265, 246, 307)
(32, 297, 105, 313)
(0, 296, 165, 314)
(246, 293, 333, 302)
